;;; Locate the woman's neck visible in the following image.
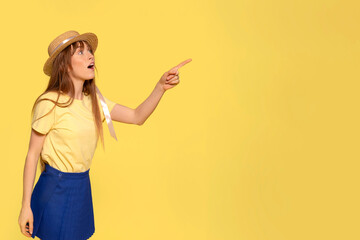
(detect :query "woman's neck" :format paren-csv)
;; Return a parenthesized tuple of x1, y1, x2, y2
(71, 78, 85, 100)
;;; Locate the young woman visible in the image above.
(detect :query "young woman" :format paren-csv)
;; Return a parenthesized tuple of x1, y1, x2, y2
(18, 30, 191, 240)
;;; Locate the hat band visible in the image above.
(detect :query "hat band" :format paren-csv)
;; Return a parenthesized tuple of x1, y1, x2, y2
(50, 35, 77, 56)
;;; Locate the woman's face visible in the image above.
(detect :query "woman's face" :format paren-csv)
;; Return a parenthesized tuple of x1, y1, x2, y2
(68, 41, 95, 81)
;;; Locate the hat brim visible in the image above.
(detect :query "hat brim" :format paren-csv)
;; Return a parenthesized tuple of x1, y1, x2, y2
(43, 32, 98, 76)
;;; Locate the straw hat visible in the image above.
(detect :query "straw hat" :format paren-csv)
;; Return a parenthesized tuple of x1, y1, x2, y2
(43, 30, 98, 76)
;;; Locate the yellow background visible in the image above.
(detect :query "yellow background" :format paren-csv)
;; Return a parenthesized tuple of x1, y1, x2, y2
(1, 0, 359, 239)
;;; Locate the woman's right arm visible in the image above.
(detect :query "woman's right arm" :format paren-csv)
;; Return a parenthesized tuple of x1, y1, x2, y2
(18, 129, 47, 237)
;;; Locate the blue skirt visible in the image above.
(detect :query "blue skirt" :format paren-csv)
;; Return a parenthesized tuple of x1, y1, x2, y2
(30, 164, 95, 240)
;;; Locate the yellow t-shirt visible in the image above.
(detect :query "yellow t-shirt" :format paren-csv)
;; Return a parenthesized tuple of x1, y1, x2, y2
(31, 91, 116, 172)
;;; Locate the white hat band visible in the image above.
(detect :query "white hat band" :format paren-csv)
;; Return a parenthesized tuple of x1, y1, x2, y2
(50, 35, 77, 56)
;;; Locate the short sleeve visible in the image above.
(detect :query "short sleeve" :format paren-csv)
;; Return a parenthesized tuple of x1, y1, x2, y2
(104, 95, 116, 113)
(97, 93, 117, 122)
(31, 98, 56, 135)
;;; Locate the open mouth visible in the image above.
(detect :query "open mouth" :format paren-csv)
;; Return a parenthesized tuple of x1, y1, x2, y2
(87, 63, 95, 70)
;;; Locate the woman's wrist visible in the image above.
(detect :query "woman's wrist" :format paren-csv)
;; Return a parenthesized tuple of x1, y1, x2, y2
(156, 81, 166, 94)
(22, 200, 31, 208)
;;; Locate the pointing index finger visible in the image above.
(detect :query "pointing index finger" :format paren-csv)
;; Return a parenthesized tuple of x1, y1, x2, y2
(169, 58, 192, 73)
(176, 58, 192, 69)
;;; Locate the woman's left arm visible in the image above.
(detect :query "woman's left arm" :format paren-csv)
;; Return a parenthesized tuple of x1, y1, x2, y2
(110, 58, 192, 125)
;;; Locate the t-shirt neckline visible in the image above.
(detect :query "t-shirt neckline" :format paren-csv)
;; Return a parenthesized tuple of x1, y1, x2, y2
(61, 92, 86, 102)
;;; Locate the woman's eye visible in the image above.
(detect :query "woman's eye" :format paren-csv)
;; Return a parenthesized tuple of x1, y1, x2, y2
(79, 50, 83, 54)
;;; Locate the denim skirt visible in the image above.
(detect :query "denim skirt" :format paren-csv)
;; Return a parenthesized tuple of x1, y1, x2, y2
(30, 164, 95, 240)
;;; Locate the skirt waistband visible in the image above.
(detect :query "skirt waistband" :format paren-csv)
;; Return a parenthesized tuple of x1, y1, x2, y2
(44, 164, 90, 179)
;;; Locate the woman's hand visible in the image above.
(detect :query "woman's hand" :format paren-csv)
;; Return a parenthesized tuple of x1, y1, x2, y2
(158, 58, 192, 91)
(18, 206, 34, 237)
